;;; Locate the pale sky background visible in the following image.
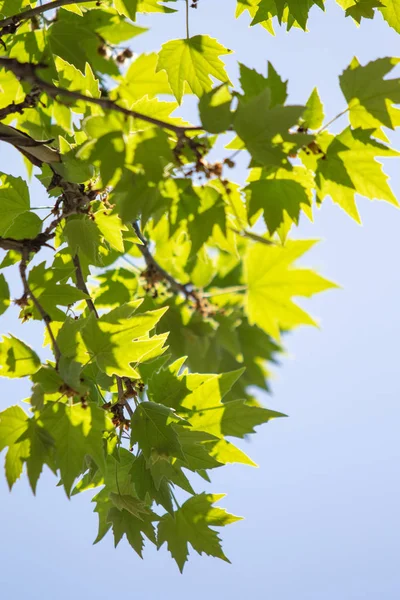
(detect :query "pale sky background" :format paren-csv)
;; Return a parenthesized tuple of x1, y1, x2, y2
(1, 1, 400, 598)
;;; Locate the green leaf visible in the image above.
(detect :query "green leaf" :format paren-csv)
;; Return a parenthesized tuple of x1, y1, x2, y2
(26, 262, 88, 321)
(199, 84, 233, 133)
(156, 35, 232, 104)
(0, 406, 29, 489)
(92, 487, 114, 543)
(245, 239, 337, 339)
(0, 174, 40, 238)
(313, 127, 399, 221)
(302, 87, 325, 130)
(64, 215, 102, 265)
(130, 453, 175, 513)
(158, 493, 242, 572)
(130, 401, 187, 461)
(0, 335, 40, 378)
(17, 419, 55, 494)
(345, 0, 385, 23)
(81, 309, 168, 378)
(5, 212, 42, 239)
(379, 0, 400, 32)
(178, 369, 245, 434)
(109, 492, 151, 518)
(107, 506, 156, 557)
(340, 56, 400, 135)
(0, 274, 10, 316)
(245, 173, 312, 238)
(48, 9, 146, 74)
(40, 403, 113, 496)
(274, 0, 325, 30)
(195, 398, 284, 439)
(234, 90, 308, 167)
(239, 62, 288, 106)
(115, 53, 173, 101)
(93, 209, 127, 253)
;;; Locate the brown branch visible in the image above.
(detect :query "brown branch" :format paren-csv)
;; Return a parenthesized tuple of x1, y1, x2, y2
(0, 0, 95, 31)
(73, 254, 134, 417)
(0, 88, 41, 120)
(117, 376, 134, 418)
(132, 221, 195, 299)
(132, 221, 214, 318)
(19, 249, 61, 363)
(0, 180, 89, 257)
(0, 58, 203, 135)
(73, 254, 99, 318)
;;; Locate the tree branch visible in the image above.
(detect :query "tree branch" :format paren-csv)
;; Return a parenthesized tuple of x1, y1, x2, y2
(73, 254, 99, 318)
(0, 88, 41, 120)
(132, 221, 213, 318)
(0, 57, 203, 135)
(0, 0, 94, 31)
(73, 254, 134, 418)
(132, 221, 195, 299)
(19, 249, 61, 364)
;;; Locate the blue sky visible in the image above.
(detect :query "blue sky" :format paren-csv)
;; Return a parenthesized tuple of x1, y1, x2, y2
(1, 1, 400, 598)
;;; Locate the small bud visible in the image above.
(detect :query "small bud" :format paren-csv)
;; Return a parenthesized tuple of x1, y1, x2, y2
(97, 45, 108, 57)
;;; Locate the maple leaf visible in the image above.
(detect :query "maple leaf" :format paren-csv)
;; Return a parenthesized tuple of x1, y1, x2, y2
(245, 239, 337, 340)
(81, 308, 168, 378)
(234, 89, 310, 167)
(0, 274, 9, 316)
(107, 507, 157, 557)
(239, 61, 288, 106)
(313, 127, 399, 221)
(379, 0, 400, 33)
(302, 87, 325, 130)
(340, 56, 400, 136)
(0, 406, 29, 489)
(0, 335, 40, 378)
(0, 174, 41, 239)
(130, 452, 175, 513)
(274, 0, 325, 30)
(130, 401, 187, 462)
(156, 35, 232, 104)
(245, 172, 312, 239)
(17, 419, 56, 493)
(40, 403, 113, 496)
(345, 0, 385, 23)
(158, 493, 242, 571)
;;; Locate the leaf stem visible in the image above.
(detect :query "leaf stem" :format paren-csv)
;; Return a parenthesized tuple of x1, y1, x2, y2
(73, 254, 134, 419)
(317, 107, 349, 134)
(202, 285, 247, 298)
(19, 250, 61, 364)
(185, 0, 190, 39)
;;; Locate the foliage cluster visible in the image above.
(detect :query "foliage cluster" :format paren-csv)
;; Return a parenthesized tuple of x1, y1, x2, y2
(0, 0, 399, 569)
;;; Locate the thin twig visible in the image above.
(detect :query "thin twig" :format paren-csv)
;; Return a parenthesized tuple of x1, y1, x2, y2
(19, 249, 61, 363)
(0, 0, 94, 30)
(73, 254, 99, 318)
(201, 285, 247, 298)
(0, 58, 203, 135)
(73, 254, 134, 418)
(117, 376, 134, 418)
(317, 107, 350, 135)
(0, 89, 40, 120)
(132, 221, 194, 299)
